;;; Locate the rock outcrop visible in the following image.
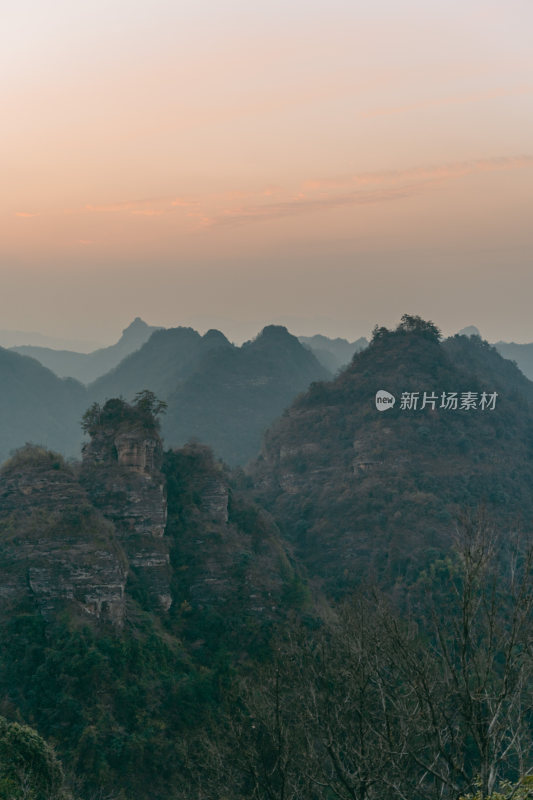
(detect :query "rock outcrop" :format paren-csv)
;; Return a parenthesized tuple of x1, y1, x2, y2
(0, 394, 172, 623)
(80, 398, 171, 611)
(163, 443, 306, 622)
(0, 447, 127, 624)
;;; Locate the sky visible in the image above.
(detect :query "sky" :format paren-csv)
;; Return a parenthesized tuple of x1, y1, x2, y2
(2, 0, 533, 345)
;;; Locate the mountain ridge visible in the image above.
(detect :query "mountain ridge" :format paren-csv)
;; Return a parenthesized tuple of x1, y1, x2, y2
(12, 317, 162, 384)
(250, 317, 533, 595)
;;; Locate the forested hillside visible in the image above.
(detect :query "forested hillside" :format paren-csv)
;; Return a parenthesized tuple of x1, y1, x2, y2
(251, 316, 533, 595)
(0, 347, 86, 464)
(0, 321, 532, 799)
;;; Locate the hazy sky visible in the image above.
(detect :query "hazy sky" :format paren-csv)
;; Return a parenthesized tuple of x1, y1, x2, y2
(2, 0, 532, 344)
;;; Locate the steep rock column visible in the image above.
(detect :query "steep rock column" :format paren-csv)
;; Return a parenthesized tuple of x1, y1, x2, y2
(0, 448, 128, 625)
(81, 410, 171, 612)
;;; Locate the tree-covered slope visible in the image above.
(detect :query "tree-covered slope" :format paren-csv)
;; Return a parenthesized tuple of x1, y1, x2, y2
(251, 316, 533, 595)
(0, 347, 87, 463)
(90, 324, 329, 466)
(0, 400, 306, 799)
(89, 326, 231, 402)
(495, 339, 533, 381)
(162, 325, 330, 465)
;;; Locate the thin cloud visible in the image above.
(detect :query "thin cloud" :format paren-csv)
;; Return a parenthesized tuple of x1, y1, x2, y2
(171, 198, 199, 208)
(77, 154, 533, 232)
(301, 155, 533, 193)
(204, 154, 533, 228)
(15, 211, 40, 218)
(130, 209, 164, 216)
(85, 197, 173, 214)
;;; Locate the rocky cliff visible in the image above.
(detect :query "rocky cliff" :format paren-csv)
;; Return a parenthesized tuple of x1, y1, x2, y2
(0, 394, 171, 623)
(0, 446, 127, 624)
(163, 442, 308, 632)
(0, 392, 308, 637)
(80, 397, 171, 611)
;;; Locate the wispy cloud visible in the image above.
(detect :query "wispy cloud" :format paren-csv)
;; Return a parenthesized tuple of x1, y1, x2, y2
(171, 198, 199, 208)
(130, 209, 164, 216)
(208, 183, 431, 228)
(85, 197, 172, 214)
(15, 211, 39, 218)
(75, 154, 533, 232)
(301, 155, 533, 193)
(202, 154, 533, 228)
(84, 196, 200, 218)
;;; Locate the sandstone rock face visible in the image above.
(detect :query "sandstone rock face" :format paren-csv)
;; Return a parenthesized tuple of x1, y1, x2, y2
(200, 477, 228, 523)
(0, 449, 127, 624)
(163, 444, 301, 622)
(0, 397, 172, 625)
(81, 422, 171, 611)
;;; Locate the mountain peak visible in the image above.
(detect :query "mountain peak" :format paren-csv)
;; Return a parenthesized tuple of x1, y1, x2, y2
(122, 317, 151, 337)
(202, 328, 230, 346)
(457, 325, 481, 338)
(261, 324, 290, 336)
(251, 325, 296, 346)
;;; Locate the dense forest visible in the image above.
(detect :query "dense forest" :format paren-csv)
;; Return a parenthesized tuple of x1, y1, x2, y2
(0, 318, 531, 799)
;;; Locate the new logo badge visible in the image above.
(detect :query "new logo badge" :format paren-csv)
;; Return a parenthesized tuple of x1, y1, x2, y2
(375, 390, 396, 411)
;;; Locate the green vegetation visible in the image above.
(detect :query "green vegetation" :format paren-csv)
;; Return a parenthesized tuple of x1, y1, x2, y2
(0, 444, 66, 476)
(81, 390, 167, 437)
(254, 320, 533, 596)
(1, 321, 532, 799)
(0, 715, 67, 799)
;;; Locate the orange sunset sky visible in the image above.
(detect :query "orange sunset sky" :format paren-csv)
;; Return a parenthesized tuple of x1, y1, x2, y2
(2, 0, 533, 344)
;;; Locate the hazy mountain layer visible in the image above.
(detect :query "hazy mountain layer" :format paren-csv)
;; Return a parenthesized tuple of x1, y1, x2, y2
(162, 325, 330, 465)
(89, 326, 225, 401)
(299, 333, 368, 372)
(91, 325, 330, 465)
(495, 340, 533, 381)
(0, 346, 87, 464)
(12, 317, 161, 383)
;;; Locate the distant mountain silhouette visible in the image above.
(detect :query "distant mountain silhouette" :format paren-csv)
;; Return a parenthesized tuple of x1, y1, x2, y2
(89, 326, 228, 401)
(0, 329, 102, 351)
(448, 325, 533, 383)
(299, 333, 368, 372)
(0, 347, 87, 463)
(90, 325, 329, 464)
(12, 317, 161, 383)
(457, 325, 481, 337)
(0, 323, 329, 466)
(494, 340, 533, 381)
(163, 325, 330, 465)
(251, 318, 533, 595)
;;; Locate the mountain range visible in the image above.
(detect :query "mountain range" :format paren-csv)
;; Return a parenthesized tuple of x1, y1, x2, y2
(0, 323, 329, 465)
(12, 317, 161, 383)
(1, 314, 532, 798)
(298, 333, 368, 372)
